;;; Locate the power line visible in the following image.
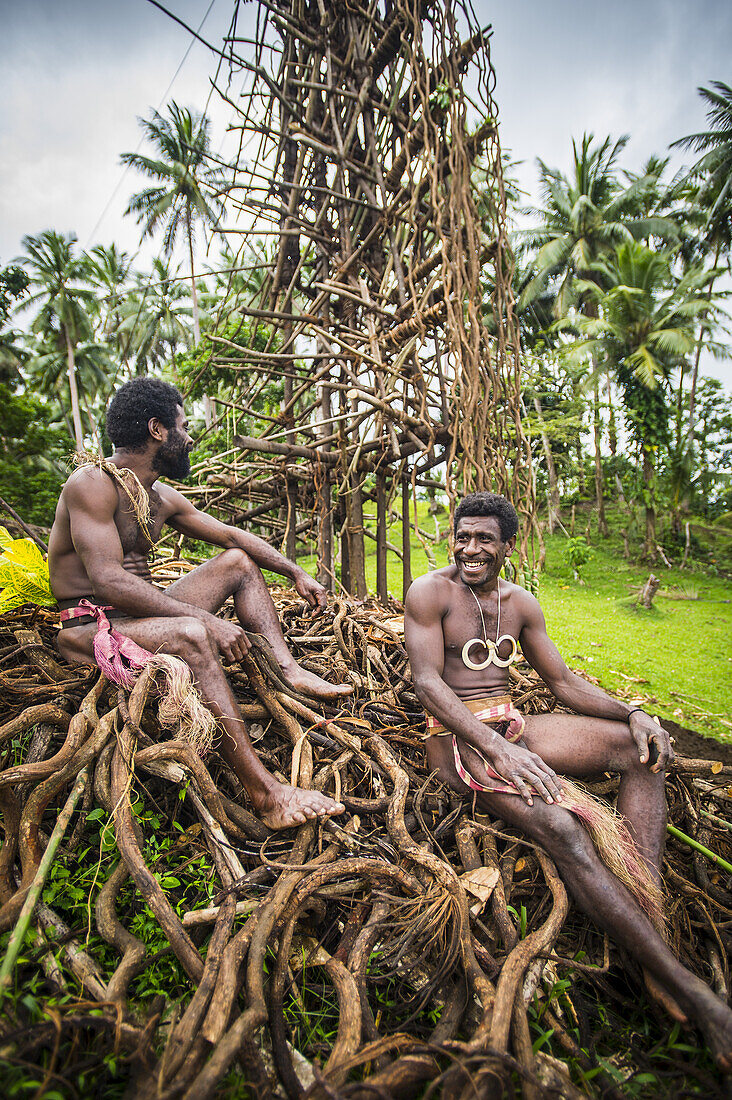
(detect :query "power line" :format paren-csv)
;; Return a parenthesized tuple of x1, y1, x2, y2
(83, 0, 218, 250)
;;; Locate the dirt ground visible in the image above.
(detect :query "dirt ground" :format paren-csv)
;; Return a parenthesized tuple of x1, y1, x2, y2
(660, 718, 732, 765)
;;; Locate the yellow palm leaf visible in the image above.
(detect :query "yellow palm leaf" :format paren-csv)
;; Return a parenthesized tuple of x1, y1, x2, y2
(0, 529, 56, 612)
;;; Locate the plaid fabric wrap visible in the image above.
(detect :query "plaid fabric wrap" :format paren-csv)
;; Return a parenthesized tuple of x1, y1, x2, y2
(424, 695, 525, 796)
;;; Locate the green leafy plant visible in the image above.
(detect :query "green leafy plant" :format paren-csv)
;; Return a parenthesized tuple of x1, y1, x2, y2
(0, 527, 55, 612)
(566, 536, 594, 581)
(430, 81, 453, 110)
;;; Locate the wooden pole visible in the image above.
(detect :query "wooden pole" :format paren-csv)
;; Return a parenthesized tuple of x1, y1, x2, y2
(348, 474, 368, 600)
(376, 470, 388, 605)
(401, 475, 413, 601)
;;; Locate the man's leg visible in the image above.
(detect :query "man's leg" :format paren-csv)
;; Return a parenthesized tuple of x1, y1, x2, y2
(426, 734, 732, 1069)
(165, 549, 351, 700)
(516, 712, 683, 1018)
(521, 713, 667, 879)
(57, 615, 344, 830)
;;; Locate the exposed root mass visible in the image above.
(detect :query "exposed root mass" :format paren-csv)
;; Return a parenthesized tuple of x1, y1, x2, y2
(0, 596, 730, 1098)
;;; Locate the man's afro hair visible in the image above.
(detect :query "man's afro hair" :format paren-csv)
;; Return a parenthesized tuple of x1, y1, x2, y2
(106, 377, 183, 450)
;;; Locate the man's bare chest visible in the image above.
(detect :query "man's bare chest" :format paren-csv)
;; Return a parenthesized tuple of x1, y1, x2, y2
(442, 588, 522, 661)
(115, 489, 166, 555)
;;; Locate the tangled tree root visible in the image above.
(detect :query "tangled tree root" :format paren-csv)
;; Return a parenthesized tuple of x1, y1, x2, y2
(0, 595, 730, 1099)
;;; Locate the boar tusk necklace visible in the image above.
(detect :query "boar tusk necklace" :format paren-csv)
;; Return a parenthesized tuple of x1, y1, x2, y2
(461, 581, 518, 670)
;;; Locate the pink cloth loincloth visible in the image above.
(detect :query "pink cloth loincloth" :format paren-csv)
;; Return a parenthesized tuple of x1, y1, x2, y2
(59, 598, 155, 688)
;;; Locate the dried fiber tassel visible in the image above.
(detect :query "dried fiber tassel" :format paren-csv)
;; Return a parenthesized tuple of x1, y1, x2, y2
(146, 654, 217, 758)
(559, 776, 665, 933)
(83, 602, 216, 756)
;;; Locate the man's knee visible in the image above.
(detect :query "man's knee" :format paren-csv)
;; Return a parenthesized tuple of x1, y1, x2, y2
(611, 726, 665, 777)
(536, 805, 593, 863)
(171, 616, 215, 658)
(216, 547, 257, 586)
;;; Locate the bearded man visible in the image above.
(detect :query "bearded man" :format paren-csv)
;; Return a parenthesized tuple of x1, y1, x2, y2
(404, 491, 732, 1070)
(49, 376, 348, 830)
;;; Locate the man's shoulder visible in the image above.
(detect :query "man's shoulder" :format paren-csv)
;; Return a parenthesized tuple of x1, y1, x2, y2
(502, 580, 544, 626)
(406, 567, 457, 612)
(408, 565, 457, 593)
(152, 479, 186, 504)
(152, 480, 192, 519)
(61, 466, 119, 506)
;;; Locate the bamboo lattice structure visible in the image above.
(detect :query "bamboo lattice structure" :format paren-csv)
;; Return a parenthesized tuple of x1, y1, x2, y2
(192, 0, 536, 600)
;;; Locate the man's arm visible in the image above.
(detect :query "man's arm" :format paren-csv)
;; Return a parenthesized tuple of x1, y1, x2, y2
(164, 488, 326, 610)
(518, 590, 673, 771)
(65, 472, 250, 663)
(404, 576, 564, 805)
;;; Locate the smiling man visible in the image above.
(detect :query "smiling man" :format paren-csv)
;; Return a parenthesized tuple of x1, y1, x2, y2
(404, 490, 732, 1070)
(49, 376, 349, 830)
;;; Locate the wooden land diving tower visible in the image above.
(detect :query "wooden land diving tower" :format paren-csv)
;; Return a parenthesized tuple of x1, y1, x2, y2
(197, 0, 535, 601)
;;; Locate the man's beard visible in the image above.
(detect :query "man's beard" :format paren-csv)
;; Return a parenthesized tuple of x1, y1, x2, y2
(152, 431, 191, 480)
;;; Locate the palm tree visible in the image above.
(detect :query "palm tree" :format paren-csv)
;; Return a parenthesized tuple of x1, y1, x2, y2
(671, 82, 732, 473)
(519, 135, 677, 535)
(30, 336, 112, 448)
(519, 135, 675, 313)
(672, 81, 732, 243)
(121, 103, 226, 349)
(17, 231, 96, 449)
(117, 258, 192, 376)
(86, 242, 133, 341)
(563, 241, 722, 556)
(0, 263, 30, 383)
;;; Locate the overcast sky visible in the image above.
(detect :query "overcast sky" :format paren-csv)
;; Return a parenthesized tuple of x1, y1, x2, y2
(2, 0, 730, 381)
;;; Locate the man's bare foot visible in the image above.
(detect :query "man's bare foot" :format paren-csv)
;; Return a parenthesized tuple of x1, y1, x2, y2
(253, 783, 345, 830)
(281, 661, 353, 701)
(643, 969, 689, 1025)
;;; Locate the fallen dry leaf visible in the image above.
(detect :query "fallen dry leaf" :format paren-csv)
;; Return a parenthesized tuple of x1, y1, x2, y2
(459, 866, 500, 917)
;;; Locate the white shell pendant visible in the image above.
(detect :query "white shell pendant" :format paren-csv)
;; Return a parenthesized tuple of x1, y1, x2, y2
(461, 637, 495, 671)
(461, 635, 518, 670)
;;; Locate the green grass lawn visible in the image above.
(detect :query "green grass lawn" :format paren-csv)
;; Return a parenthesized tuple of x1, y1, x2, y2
(298, 502, 732, 743)
(536, 537, 732, 743)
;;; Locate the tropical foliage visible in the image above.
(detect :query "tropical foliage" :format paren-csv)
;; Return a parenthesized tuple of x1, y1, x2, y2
(0, 527, 55, 612)
(121, 102, 226, 348)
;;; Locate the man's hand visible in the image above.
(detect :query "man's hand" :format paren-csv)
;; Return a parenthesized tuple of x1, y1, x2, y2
(487, 738, 565, 806)
(629, 711, 674, 773)
(205, 616, 252, 665)
(293, 569, 328, 611)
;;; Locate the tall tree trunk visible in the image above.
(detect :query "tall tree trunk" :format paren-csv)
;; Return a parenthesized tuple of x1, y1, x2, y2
(686, 246, 720, 470)
(606, 374, 617, 456)
(576, 439, 586, 496)
(642, 447, 657, 561)
(285, 475, 297, 562)
(316, 467, 333, 590)
(375, 470, 388, 605)
(337, 490, 350, 593)
(531, 394, 560, 532)
(65, 328, 84, 450)
(670, 360, 689, 536)
(187, 211, 210, 426)
(186, 214, 201, 346)
(682, 260, 720, 516)
(348, 474, 368, 599)
(282, 321, 297, 561)
(315, 357, 334, 589)
(592, 369, 608, 537)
